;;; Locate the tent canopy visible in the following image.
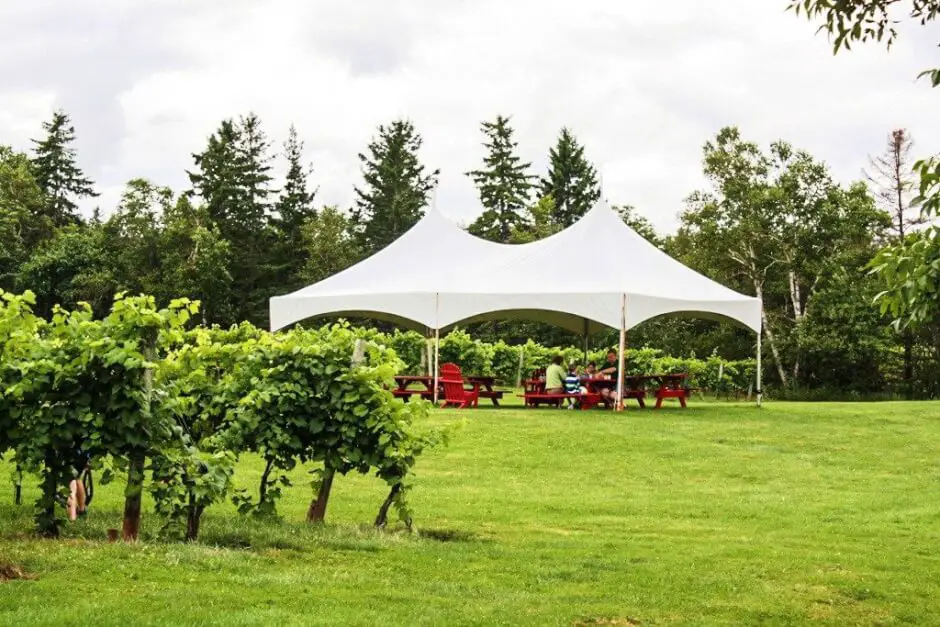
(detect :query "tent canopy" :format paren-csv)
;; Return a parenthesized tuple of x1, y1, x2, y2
(269, 203, 762, 335)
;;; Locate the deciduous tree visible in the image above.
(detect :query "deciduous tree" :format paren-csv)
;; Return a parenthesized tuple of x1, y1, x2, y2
(300, 207, 361, 285)
(677, 126, 888, 387)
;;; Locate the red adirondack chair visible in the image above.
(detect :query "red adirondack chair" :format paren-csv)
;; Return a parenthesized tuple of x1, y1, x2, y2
(438, 363, 480, 409)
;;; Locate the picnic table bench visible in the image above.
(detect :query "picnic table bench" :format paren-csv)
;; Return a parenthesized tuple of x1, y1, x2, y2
(524, 373, 691, 409)
(392, 374, 507, 406)
(520, 378, 603, 410)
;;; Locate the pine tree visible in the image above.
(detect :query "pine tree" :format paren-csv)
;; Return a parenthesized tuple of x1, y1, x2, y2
(30, 110, 97, 226)
(352, 120, 438, 254)
(187, 119, 241, 233)
(540, 128, 601, 227)
(187, 113, 275, 325)
(235, 113, 275, 233)
(276, 125, 317, 235)
(273, 125, 318, 290)
(466, 116, 534, 242)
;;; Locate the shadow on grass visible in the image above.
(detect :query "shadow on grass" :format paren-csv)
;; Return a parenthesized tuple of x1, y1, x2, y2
(573, 617, 641, 626)
(418, 528, 477, 543)
(0, 504, 441, 555)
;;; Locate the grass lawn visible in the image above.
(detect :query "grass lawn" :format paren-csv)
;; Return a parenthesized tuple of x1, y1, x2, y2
(1, 401, 939, 625)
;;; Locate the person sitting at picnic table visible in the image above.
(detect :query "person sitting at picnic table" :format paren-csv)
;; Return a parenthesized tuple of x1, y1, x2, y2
(582, 362, 597, 379)
(564, 363, 583, 409)
(545, 355, 566, 394)
(598, 350, 620, 408)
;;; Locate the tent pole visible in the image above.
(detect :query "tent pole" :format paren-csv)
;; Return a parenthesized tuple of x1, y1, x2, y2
(433, 328, 440, 405)
(616, 293, 626, 412)
(433, 293, 440, 406)
(756, 328, 763, 408)
(582, 318, 589, 364)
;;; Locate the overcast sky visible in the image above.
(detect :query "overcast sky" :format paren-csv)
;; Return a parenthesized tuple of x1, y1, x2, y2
(1, 0, 937, 232)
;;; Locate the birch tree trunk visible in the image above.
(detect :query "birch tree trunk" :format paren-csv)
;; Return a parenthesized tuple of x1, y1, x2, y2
(754, 280, 789, 387)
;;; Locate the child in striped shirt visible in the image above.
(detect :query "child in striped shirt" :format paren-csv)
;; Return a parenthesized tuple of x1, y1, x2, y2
(564, 364, 583, 409)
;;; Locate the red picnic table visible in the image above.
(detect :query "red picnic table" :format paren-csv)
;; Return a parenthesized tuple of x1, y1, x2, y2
(523, 374, 691, 409)
(520, 377, 603, 410)
(647, 373, 691, 408)
(596, 374, 691, 409)
(581, 376, 648, 408)
(392, 375, 506, 406)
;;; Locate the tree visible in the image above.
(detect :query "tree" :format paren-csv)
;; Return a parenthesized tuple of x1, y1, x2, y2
(789, 0, 940, 85)
(613, 205, 663, 248)
(0, 147, 50, 288)
(677, 127, 888, 388)
(467, 116, 535, 242)
(791, 0, 940, 336)
(188, 113, 276, 325)
(865, 130, 926, 397)
(509, 195, 560, 244)
(159, 196, 232, 325)
(103, 179, 171, 297)
(300, 207, 361, 285)
(540, 128, 601, 227)
(352, 120, 438, 255)
(871, 163, 940, 329)
(30, 110, 97, 226)
(866, 130, 924, 242)
(273, 125, 317, 289)
(16, 224, 116, 318)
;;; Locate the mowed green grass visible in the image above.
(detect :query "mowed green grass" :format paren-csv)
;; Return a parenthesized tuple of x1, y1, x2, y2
(1, 401, 939, 626)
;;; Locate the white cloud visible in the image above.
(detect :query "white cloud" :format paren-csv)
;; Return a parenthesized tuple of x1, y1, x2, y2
(1, 0, 937, 232)
(0, 91, 57, 147)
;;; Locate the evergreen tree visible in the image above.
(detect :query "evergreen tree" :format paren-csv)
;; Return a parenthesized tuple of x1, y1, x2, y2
(466, 116, 534, 242)
(276, 125, 317, 235)
(187, 113, 275, 325)
(352, 120, 438, 254)
(235, 113, 275, 234)
(30, 110, 97, 226)
(273, 125, 318, 290)
(540, 128, 601, 227)
(188, 119, 241, 231)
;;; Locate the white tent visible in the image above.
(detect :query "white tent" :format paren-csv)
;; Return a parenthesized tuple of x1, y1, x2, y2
(270, 203, 763, 406)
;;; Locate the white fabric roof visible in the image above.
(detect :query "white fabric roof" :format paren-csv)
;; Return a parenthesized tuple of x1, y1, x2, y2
(270, 203, 762, 334)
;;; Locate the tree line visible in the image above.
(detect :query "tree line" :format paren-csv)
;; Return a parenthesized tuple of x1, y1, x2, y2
(0, 104, 937, 397)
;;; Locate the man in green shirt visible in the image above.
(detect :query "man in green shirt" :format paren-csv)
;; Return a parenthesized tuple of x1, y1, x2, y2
(545, 355, 566, 394)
